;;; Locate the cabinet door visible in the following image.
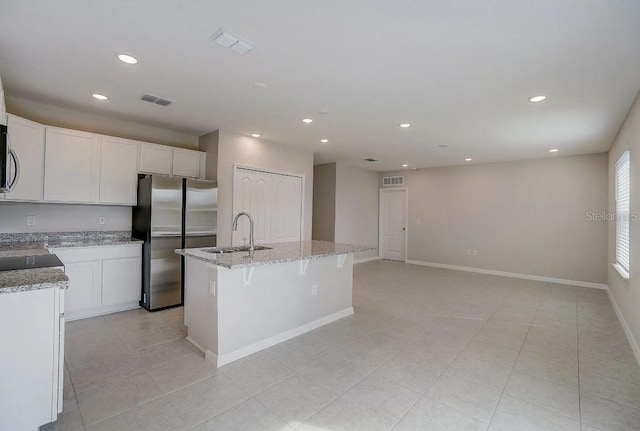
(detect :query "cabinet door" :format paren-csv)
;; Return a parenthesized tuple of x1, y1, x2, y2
(100, 136, 139, 205)
(139, 143, 172, 175)
(44, 127, 100, 203)
(1, 114, 45, 201)
(64, 261, 102, 314)
(233, 168, 272, 245)
(102, 257, 141, 306)
(271, 174, 303, 242)
(172, 148, 201, 178)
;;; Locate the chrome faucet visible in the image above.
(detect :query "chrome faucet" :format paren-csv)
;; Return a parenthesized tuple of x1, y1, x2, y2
(232, 212, 255, 252)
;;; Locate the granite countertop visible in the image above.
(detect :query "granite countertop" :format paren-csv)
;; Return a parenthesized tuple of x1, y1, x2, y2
(0, 231, 141, 294)
(176, 240, 375, 269)
(0, 268, 69, 294)
(0, 231, 143, 251)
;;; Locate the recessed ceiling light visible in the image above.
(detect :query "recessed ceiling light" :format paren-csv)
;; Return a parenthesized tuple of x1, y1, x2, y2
(320, 139, 329, 143)
(465, 158, 472, 162)
(251, 133, 261, 138)
(302, 118, 313, 124)
(549, 148, 559, 153)
(402, 164, 408, 167)
(116, 53, 138, 64)
(529, 95, 547, 102)
(399, 123, 411, 128)
(91, 93, 108, 100)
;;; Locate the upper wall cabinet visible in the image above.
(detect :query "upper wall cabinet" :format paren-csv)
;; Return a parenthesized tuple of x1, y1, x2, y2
(173, 148, 205, 179)
(100, 136, 139, 205)
(1, 114, 45, 202)
(44, 127, 101, 203)
(138, 142, 173, 175)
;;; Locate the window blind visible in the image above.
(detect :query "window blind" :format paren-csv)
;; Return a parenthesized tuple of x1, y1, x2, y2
(615, 151, 630, 273)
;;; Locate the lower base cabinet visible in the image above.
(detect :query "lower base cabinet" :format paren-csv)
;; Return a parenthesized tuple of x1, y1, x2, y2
(0, 286, 65, 430)
(50, 244, 142, 320)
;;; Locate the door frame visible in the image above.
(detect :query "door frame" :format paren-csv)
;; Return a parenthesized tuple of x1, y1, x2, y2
(232, 164, 305, 243)
(378, 187, 408, 262)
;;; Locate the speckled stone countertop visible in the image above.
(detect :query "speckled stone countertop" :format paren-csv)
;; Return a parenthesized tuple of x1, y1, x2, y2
(0, 231, 140, 294)
(0, 230, 143, 250)
(0, 268, 69, 294)
(176, 240, 375, 269)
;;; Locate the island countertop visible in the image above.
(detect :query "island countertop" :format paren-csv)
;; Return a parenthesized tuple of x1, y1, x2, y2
(176, 240, 375, 269)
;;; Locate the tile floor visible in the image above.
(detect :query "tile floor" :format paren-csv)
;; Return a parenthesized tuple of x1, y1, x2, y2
(43, 260, 640, 431)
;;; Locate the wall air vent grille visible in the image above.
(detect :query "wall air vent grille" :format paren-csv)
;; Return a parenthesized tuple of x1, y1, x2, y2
(383, 176, 404, 186)
(140, 94, 174, 107)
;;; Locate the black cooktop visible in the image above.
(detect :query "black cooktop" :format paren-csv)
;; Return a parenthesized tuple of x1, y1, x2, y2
(0, 254, 65, 272)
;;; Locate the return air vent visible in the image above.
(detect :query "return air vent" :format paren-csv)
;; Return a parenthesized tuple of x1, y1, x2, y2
(383, 176, 404, 186)
(140, 94, 174, 107)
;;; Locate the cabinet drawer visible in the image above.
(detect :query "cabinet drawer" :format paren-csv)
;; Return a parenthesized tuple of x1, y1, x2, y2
(49, 244, 141, 263)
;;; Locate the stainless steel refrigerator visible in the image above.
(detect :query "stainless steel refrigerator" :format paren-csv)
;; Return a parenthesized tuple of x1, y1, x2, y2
(133, 175, 217, 311)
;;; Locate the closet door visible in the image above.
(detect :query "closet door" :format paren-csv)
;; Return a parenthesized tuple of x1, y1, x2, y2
(271, 174, 302, 242)
(233, 168, 272, 246)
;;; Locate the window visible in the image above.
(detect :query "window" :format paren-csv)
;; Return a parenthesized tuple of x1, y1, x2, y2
(615, 151, 630, 278)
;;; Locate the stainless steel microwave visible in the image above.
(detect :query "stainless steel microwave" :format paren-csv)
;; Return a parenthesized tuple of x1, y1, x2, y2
(1, 124, 20, 193)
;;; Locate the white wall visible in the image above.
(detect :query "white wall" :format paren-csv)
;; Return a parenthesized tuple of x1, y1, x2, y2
(312, 163, 336, 242)
(335, 163, 379, 259)
(215, 130, 314, 247)
(381, 153, 609, 284)
(608, 90, 640, 358)
(0, 202, 131, 233)
(6, 96, 198, 148)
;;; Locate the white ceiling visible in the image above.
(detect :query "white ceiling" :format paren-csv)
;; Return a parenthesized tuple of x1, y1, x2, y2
(1, 1, 639, 171)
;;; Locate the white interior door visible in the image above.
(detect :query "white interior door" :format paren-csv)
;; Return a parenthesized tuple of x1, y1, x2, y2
(380, 189, 407, 261)
(233, 167, 303, 245)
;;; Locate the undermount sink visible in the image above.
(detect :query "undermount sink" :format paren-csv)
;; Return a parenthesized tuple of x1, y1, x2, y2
(202, 245, 272, 254)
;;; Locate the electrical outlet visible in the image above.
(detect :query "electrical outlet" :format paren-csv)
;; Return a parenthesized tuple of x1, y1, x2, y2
(472, 249, 478, 256)
(311, 284, 318, 296)
(466, 248, 472, 256)
(98, 216, 106, 225)
(26, 215, 36, 226)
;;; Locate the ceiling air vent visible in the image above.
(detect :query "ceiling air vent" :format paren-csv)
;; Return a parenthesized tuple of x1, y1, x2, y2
(383, 176, 404, 186)
(140, 94, 174, 107)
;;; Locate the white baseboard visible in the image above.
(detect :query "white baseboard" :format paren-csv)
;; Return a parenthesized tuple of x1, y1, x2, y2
(65, 302, 140, 322)
(606, 290, 640, 365)
(354, 256, 381, 264)
(405, 260, 608, 290)
(215, 307, 354, 367)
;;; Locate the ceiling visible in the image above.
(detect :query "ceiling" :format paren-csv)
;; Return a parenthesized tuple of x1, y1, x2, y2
(1, 1, 639, 172)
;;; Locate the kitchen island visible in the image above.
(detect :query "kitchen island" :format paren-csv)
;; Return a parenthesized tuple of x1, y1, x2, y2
(176, 240, 373, 367)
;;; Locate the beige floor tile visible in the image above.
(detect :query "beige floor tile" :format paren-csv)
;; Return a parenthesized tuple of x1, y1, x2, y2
(254, 375, 337, 428)
(579, 352, 640, 382)
(300, 354, 370, 394)
(445, 354, 512, 390)
(371, 354, 442, 393)
(221, 353, 294, 395)
(514, 347, 578, 388)
(340, 373, 421, 425)
(425, 374, 502, 422)
(297, 398, 392, 431)
(504, 371, 579, 420)
(524, 324, 577, 350)
(190, 398, 293, 431)
(581, 393, 640, 431)
(164, 374, 249, 429)
(488, 395, 580, 431)
(461, 340, 521, 369)
(147, 353, 218, 394)
(394, 396, 489, 431)
(75, 372, 162, 426)
(579, 328, 637, 364)
(41, 396, 85, 431)
(85, 397, 188, 431)
(580, 368, 640, 411)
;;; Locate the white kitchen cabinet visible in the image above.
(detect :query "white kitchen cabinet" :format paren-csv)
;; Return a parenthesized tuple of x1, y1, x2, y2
(100, 136, 139, 205)
(172, 148, 203, 178)
(49, 244, 142, 320)
(44, 127, 101, 203)
(102, 257, 142, 306)
(0, 114, 45, 201)
(138, 142, 173, 175)
(0, 286, 65, 430)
